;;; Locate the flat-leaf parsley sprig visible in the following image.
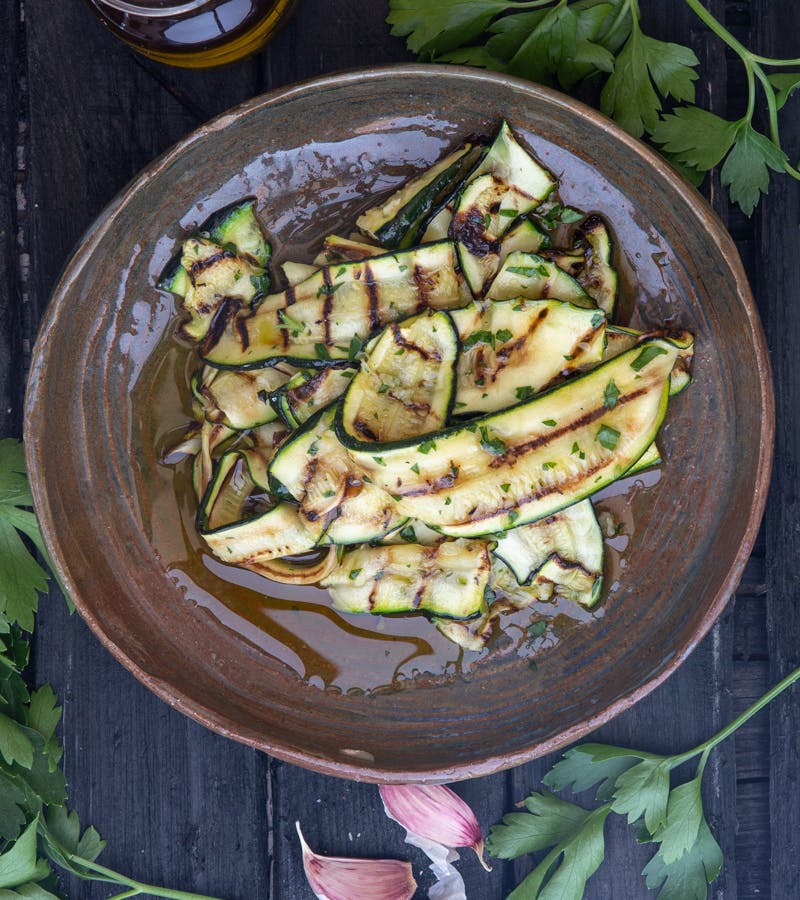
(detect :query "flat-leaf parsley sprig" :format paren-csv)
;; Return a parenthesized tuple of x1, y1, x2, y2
(387, 0, 800, 215)
(0, 439, 222, 900)
(487, 664, 800, 898)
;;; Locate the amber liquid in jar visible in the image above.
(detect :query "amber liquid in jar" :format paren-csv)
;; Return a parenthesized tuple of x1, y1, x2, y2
(86, 0, 297, 68)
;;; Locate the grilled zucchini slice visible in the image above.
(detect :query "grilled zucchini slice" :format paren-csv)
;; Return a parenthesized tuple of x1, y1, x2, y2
(272, 365, 357, 428)
(492, 498, 603, 606)
(321, 540, 491, 618)
(339, 310, 458, 446)
(201, 242, 470, 369)
(269, 407, 404, 544)
(341, 337, 685, 536)
(357, 144, 482, 249)
(450, 299, 606, 414)
(487, 251, 594, 308)
(196, 363, 296, 430)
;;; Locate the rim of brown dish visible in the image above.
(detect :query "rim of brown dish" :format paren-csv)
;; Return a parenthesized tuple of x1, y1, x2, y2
(24, 64, 775, 783)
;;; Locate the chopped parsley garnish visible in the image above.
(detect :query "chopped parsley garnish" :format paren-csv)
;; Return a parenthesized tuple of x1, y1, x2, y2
(542, 461, 557, 470)
(445, 497, 452, 505)
(322, 489, 336, 498)
(542, 419, 556, 427)
(604, 379, 620, 409)
(506, 265, 537, 278)
(590, 312, 605, 329)
(378, 383, 390, 394)
(308, 439, 320, 456)
(479, 426, 506, 455)
(348, 568, 362, 580)
(314, 343, 331, 360)
(463, 329, 495, 350)
(528, 620, 547, 638)
(336, 266, 346, 277)
(596, 424, 621, 451)
(250, 273, 271, 294)
(515, 385, 534, 401)
(348, 334, 363, 361)
(410, 463, 420, 474)
(631, 344, 669, 371)
(418, 439, 437, 454)
(499, 208, 518, 217)
(484, 212, 492, 229)
(399, 525, 417, 542)
(495, 328, 513, 343)
(372, 456, 387, 466)
(501, 483, 511, 492)
(316, 282, 342, 298)
(508, 510, 519, 525)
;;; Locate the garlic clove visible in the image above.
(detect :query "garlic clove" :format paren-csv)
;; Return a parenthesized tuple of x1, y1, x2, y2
(296, 822, 417, 900)
(379, 784, 491, 871)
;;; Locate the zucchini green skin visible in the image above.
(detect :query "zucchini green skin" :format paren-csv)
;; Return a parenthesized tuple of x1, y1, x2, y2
(492, 498, 603, 607)
(451, 121, 556, 297)
(449, 299, 606, 415)
(198, 363, 296, 430)
(271, 365, 357, 428)
(321, 540, 491, 618)
(576, 215, 618, 317)
(177, 237, 265, 343)
(604, 326, 694, 396)
(200, 501, 318, 563)
(202, 198, 271, 268)
(339, 309, 459, 446)
(269, 406, 404, 545)
(201, 241, 471, 370)
(357, 144, 482, 250)
(487, 251, 594, 308)
(338, 337, 682, 537)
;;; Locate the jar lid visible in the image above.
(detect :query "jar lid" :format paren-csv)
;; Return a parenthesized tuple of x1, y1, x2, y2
(96, 0, 213, 16)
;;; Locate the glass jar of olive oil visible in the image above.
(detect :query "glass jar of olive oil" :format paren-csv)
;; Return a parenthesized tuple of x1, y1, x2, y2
(86, 0, 298, 68)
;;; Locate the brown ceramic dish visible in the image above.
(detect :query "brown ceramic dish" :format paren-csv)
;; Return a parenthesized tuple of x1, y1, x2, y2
(24, 65, 773, 783)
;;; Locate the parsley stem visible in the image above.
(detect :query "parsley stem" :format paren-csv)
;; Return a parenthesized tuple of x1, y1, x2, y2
(67, 853, 224, 900)
(682, 0, 752, 63)
(680, 663, 800, 763)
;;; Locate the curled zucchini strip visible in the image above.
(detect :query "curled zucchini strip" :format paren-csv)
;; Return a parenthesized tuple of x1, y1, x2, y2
(242, 547, 338, 585)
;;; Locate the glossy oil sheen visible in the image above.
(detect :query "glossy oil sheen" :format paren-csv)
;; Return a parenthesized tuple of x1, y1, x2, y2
(25, 67, 774, 783)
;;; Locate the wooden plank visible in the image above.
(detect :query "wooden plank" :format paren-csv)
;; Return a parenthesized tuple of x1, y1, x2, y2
(759, 1, 800, 897)
(21, 3, 271, 898)
(0, 0, 21, 440)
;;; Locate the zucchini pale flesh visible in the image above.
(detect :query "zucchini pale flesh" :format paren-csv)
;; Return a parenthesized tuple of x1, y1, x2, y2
(272, 365, 357, 428)
(492, 498, 603, 606)
(201, 242, 470, 369)
(321, 540, 491, 618)
(487, 251, 594, 308)
(450, 299, 606, 414)
(342, 338, 682, 536)
(340, 310, 458, 445)
(201, 502, 318, 564)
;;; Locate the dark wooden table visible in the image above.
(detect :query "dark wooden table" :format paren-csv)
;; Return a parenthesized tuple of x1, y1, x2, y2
(2, 1, 797, 897)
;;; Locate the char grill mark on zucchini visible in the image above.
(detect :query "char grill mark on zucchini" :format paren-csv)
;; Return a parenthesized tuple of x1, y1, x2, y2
(272, 365, 357, 428)
(452, 121, 557, 297)
(575, 215, 618, 316)
(269, 407, 404, 544)
(176, 237, 265, 343)
(450, 299, 606, 414)
(604, 326, 694, 395)
(487, 251, 594, 308)
(340, 310, 458, 446)
(357, 144, 482, 250)
(200, 242, 470, 369)
(342, 338, 683, 536)
(321, 540, 491, 618)
(201, 501, 319, 564)
(492, 498, 603, 607)
(197, 364, 297, 430)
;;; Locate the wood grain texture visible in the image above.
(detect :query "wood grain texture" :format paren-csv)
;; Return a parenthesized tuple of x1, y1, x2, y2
(759, 1, 800, 897)
(4, 0, 795, 897)
(0, 0, 21, 441)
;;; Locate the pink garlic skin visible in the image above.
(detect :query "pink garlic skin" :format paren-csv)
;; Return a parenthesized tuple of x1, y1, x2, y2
(379, 784, 491, 870)
(296, 822, 417, 900)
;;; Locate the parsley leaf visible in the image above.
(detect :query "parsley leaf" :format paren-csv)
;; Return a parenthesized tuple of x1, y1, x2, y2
(604, 379, 620, 409)
(611, 757, 672, 834)
(642, 816, 723, 900)
(387, 0, 508, 57)
(490, 792, 610, 899)
(0, 441, 51, 631)
(543, 743, 641, 801)
(768, 71, 800, 110)
(720, 123, 788, 217)
(651, 106, 739, 170)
